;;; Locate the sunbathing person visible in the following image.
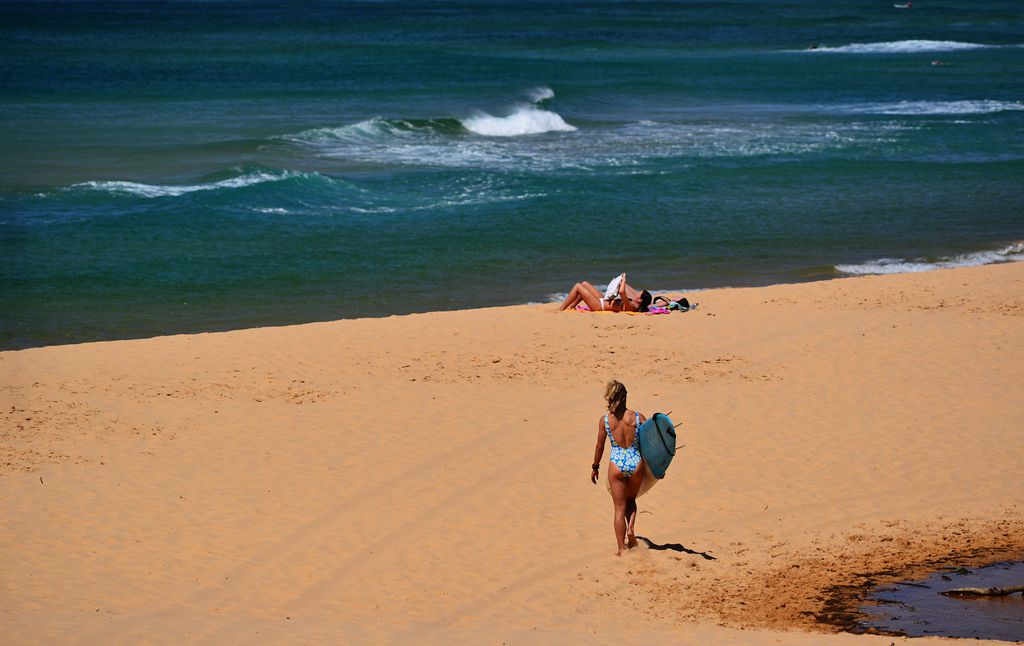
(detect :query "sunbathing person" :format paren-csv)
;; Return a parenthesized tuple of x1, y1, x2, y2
(559, 273, 652, 312)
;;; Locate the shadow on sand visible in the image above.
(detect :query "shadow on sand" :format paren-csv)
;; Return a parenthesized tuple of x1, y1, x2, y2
(637, 536, 716, 560)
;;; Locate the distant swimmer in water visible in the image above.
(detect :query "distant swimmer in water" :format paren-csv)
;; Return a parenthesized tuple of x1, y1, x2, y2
(591, 380, 648, 556)
(559, 272, 652, 312)
(931, 59, 946, 66)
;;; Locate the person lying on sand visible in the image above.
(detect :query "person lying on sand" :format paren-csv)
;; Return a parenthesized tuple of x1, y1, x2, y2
(591, 379, 648, 556)
(559, 272, 652, 312)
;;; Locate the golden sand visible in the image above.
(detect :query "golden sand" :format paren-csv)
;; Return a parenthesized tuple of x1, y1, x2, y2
(2, 262, 1022, 644)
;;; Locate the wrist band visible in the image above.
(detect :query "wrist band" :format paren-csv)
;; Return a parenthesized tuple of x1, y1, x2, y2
(592, 464, 600, 470)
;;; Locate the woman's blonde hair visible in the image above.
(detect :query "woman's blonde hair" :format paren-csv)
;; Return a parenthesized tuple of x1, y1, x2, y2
(604, 379, 627, 412)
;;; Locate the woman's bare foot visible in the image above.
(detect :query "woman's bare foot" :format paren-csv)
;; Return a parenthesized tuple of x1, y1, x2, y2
(626, 531, 637, 549)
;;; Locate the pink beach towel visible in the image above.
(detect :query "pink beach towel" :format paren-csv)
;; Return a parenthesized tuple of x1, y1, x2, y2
(576, 304, 671, 315)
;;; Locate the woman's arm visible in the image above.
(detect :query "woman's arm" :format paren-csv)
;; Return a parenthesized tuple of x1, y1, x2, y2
(591, 418, 606, 484)
(618, 273, 635, 311)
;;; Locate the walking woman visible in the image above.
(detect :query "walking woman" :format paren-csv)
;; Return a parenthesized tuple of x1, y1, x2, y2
(590, 379, 647, 556)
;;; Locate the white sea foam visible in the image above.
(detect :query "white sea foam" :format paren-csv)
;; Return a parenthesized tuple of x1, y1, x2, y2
(287, 88, 571, 144)
(349, 174, 547, 213)
(611, 120, 907, 159)
(74, 170, 306, 198)
(284, 110, 908, 171)
(804, 40, 998, 54)
(842, 100, 1024, 115)
(836, 242, 1024, 276)
(287, 89, 906, 166)
(460, 106, 577, 137)
(291, 123, 510, 168)
(526, 86, 555, 103)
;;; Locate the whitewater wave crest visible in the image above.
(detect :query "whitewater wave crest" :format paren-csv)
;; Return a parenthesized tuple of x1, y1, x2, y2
(836, 242, 1024, 276)
(285, 88, 573, 144)
(526, 86, 555, 103)
(461, 86, 575, 136)
(72, 170, 311, 198)
(280, 88, 579, 167)
(460, 106, 576, 137)
(804, 40, 998, 54)
(842, 100, 1024, 115)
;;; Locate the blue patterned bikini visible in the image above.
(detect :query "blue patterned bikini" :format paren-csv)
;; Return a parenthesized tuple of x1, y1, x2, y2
(605, 411, 642, 477)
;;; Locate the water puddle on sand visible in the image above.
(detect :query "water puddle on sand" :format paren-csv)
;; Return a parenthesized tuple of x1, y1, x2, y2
(858, 561, 1024, 640)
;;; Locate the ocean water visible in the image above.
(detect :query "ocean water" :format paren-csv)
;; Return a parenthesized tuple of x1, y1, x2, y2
(2, 1, 1023, 348)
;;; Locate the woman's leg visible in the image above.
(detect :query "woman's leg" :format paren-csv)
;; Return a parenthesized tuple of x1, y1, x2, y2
(576, 282, 604, 310)
(607, 467, 629, 555)
(578, 281, 605, 304)
(559, 282, 583, 310)
(559, 282, 603, 311)
(559, 283, 577, 310)
(624, 464, 646, 548)
(625, 499, 638, 548)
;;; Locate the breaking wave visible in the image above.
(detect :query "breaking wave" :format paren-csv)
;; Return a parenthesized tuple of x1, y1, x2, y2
(462, 85, 581, 136)
(802, 40, 1001, 54)
(282, 117, 462, 146)
(460, 107, 576, 137)
(285, 87, 574, 143)
(835, 242, 1024, 275)
(841, 100, 1024, 115)
(71, 169, 313, 198)
(526, 86, 555, 103)
(460, 86, 575, 136)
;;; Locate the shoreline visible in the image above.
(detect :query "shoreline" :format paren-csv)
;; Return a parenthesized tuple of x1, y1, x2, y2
(5, 253, 1023, 353)
(2, 262, 1023, 644)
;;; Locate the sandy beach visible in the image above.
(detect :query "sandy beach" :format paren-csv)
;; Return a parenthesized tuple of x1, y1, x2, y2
(2, 262, 1022, 644)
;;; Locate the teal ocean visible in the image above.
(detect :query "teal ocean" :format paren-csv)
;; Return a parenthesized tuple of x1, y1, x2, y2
(3, 1, 1023, 348)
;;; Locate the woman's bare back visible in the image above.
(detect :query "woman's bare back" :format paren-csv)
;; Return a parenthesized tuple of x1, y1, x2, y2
(604, 409, 638, 448)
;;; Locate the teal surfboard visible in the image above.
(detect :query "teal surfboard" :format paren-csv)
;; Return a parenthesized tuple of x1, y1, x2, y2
(638, 413, 676, 479)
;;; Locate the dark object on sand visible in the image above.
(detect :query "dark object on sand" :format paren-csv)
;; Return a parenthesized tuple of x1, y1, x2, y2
(652, 295, 696, 312)
(941, 584, 1024, 597)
